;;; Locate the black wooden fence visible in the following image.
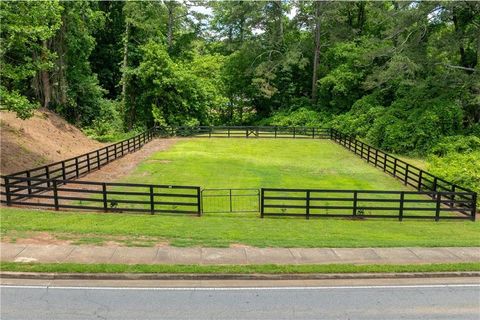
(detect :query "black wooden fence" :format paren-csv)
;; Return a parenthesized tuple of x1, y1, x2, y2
(3, 128, 156, 201)
(260, 188, 476, 221)
(1, 125, 477, 220)
(329, 128, 477, 219)
(158, 126, 331, 139)
(2, 176, 201, 215)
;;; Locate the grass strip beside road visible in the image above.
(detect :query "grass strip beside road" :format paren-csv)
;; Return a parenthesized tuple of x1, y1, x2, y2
(2, 208, 480, 247)
(1, 262, 479, 274)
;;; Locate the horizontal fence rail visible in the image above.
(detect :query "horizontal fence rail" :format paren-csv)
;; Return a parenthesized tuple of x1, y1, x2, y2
(157, 126, 331, 139)
(261, 188, 476, 221)
(1, 176, 201, 216)
(329, 128, 477, 219)
(2, 128, 156, 202)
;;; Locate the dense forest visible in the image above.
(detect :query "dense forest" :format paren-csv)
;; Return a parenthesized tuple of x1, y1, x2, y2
(1, 1, 479, 193)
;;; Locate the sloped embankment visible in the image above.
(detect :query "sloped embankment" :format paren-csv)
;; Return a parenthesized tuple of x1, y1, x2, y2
(0, 109, 103, 175)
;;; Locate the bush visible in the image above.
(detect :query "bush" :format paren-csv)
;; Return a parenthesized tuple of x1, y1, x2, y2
(258, 107, 331, 127)
(428, 151, 480, 206)
(83, 99, 127, 142)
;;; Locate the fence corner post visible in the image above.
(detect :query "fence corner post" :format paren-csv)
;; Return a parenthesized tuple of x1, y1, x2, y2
(435, 192, 441, 222)
(399, 192, 404, 221)
(4, 177, 11, 206)
(471, 193, 477, 222)
(306, 190, 310, 220)
(260, 188, 265, 218)
(150, 186, 155, 215)
(102, 183, 108, 212)
(352, 191, 357, 217)
(197, 187, 202, 216)
(53, 179, 59, 211)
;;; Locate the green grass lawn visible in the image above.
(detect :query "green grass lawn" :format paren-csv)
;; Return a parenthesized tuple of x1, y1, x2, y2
(2, 262, 479, 274)
(2, 208, 479, 247)
(100, 138, 454, 217)
(126, 139, 413, 189)
(2, 139, 477, 248)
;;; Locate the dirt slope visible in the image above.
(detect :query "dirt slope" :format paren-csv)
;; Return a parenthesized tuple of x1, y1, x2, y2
(0, 109, 103, 175)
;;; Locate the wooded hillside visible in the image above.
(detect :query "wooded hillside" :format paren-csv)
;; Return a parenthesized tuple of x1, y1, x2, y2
(1, 1, 479, 193)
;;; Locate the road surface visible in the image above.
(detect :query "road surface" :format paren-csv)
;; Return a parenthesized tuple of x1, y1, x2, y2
(1, 278, 479, 319)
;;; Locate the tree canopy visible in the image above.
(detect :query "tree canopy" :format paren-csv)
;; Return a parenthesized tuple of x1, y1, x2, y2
(1, 1, 478, 148)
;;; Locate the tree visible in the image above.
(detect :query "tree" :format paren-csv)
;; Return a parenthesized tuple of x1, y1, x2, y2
(0, 1, 62, 118)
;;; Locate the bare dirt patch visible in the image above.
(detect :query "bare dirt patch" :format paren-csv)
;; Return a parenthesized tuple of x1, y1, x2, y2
(72, 138, 178, 184)
(2, 231, 170, 248)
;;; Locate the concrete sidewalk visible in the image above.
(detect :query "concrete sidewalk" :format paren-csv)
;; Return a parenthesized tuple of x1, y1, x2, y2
(1, 243, 479, 265)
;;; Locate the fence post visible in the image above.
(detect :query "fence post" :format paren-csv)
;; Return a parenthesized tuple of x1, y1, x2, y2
(45, 166, 50, 188)
(4, 177, 11, 206)
(75, 158, 79, 178)
(150, 186, 154, 215)
(393, 158, 397, 177)
(360, 143, 364, 159)
(102, 183, 108, 212)
(97, 150, 101, 169)
(329, 128, 333, 140)
(229, 189, 233, 213)
(306, 190, 310, 220)
(367, 146, 371, 163)
(26, 171, 32, 194)
(53, 180, 59, 211)
(435, 192, 441, 221)
(374, 149, 378, 167)
(433, 177, 438, 192)
(383, 154, 387, 172)
(352, 191, 357, 217)
(87, 153, 91, 172)
(404, 164, 409, 185)
(274, 127, 277, 138)
(196, 187, 202, 216)
(312, 128, 315, 139)
(293, 127, 296, 139)
(106, 147, 110, 163)
(399, 192, 404, 221)
(114, 143, 118, 159)
(228, 128, 230, 138)
(471, 193, 477, 221)
(260, 188, 265, 218)
(61, 161, 66, 180)
(415, 170, 422, 191)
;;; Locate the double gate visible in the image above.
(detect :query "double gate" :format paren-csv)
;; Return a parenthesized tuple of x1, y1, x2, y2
(201, 189, 259, 213)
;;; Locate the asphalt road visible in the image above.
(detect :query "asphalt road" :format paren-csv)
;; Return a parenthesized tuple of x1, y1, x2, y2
(1, 281, 479, 319)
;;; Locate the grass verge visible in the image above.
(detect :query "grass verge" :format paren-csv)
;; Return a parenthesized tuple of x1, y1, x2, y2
(3, 208, 480, 247)
(1, 262, 479, 274)
(2, 208, 480, 247)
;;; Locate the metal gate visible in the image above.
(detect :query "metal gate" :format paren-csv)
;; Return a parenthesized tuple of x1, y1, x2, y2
(201, 189, 259, 213)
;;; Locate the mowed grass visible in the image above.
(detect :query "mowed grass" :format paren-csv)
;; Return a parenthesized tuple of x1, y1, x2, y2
(124, 138, 413, 190)
(2, 261, 479, 274)
(2, 139, 477, 248)
(110, 138, 453, 217)
(1, 208, 479, 247)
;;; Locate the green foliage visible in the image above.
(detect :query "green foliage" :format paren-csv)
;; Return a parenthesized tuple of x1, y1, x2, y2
(82, 99, 126, 142)
(0, 0, 62, 118)
(136, 41, 214, 126)
(428, 151, 480, 205)
(259, 106, 330, 127)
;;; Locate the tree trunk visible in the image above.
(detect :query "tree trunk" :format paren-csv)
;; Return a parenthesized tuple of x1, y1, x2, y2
(40, 40, 51, 108)
(121, 21, 130, 128)
(311, 1, 321, 102)
(274, 0, 283, 46)
(167, 2, 174, 49)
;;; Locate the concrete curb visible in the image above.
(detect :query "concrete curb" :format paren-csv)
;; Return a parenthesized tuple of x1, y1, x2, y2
(2, 271, 479, 281)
